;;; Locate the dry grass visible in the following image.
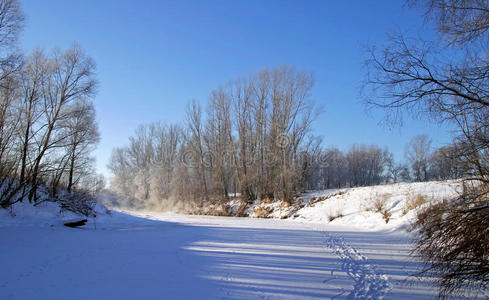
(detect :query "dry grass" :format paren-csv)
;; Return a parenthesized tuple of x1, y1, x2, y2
(209, 203, 231, 216)
(402, 194, 427, 216)
(235, 201, 249, 217)
(370, 194, 391, 223)
(372, 197, 388, 213)
(309, 190, 346, 206)
(381, 209, 391, 223)
(328, 210, 343, 222)
(254, 206, 273, 218)
(279, 201, 290, 209)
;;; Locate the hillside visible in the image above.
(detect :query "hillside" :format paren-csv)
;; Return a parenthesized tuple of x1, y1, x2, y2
(295, 180, 462, 231)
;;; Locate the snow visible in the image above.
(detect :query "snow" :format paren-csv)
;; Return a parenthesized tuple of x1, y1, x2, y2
(0, 180, 473, 299)
(295, 180, 462, 231)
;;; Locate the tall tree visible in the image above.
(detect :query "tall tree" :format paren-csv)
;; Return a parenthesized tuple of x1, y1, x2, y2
(29, 44, 97, 201)
(364, 0, 489, 297)
(60, 98, 99, 192)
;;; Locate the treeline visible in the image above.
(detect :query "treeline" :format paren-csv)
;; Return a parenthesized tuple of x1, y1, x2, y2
(0, 0, 102, 209)
(109, 66, 470, 210)
(312, 135, 471, 189)
(109, 66, 318, 209)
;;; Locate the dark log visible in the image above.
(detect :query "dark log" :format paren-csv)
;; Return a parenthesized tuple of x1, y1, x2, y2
(64, 219, 87, 228)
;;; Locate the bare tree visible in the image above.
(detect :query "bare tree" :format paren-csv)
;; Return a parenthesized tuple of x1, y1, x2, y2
(150, 123, 183, 201)
(364, 0, 489, 297)
(429, 143, 471, 180)
(186, 100, 209, 203)
(205, 87, 233, 202)
(405, 135, 432, 182)
(0, 0, 23, 50)
(344, 144, 389, 187)
(59, 98, 99, 192)
(28, 43, 97, 202)
(17, 49, 48, 185)
(414, 0, 489, 45)
(0, 0, 24, 207)
(0, 2, 100, 211)
(109, 66, 319, 210)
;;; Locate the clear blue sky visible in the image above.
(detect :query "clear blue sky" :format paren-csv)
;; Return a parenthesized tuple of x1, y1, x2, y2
(20, 0, 452, 179)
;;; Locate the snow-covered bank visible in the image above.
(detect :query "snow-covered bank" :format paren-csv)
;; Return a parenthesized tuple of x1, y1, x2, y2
(295, 180, 462, 231)
(185, 180, 463, 233)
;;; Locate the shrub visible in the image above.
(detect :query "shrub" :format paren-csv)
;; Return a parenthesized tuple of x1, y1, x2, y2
(372, 197, 387, 213)
(209, 203, 230, 216)
(370, 195, 392, 223)
(402, 194, 427, 216)
(381, 209, 391, 223)
(59, 190, 96, 217)
(279, 201, 290, 209)
(308, 197, 317, 206)
(412, 181, 489, 298)
(254, 206, 273, 218)
(235, 201, 249, 217)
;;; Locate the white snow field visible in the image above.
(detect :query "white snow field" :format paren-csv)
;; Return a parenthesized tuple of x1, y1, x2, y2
(0, 181, 467, 299)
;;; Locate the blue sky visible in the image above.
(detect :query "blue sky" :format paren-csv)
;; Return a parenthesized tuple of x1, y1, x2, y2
(21, 0, 452, 178)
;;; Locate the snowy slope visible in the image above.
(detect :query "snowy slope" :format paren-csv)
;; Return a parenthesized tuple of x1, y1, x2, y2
(295, 180, 462, 231)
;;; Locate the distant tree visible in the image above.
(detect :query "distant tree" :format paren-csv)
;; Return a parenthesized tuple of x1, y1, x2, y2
(205, 88, 233, 202)
(345, 144, 389, 187)
(429, 143, 471, 180)
(150, 123, 182, 202)
(108, 122, 186, 209)
(385, 153, 410, 183)
(318, 147, 346, 189)
(109, 66, 319, 210)
(405, 135, 432, 182)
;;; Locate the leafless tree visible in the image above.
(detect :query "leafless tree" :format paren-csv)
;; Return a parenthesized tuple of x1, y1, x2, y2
(429, 143, 472, 180)
(28, 43, 97, 202)
(186, 100, 209, 203)
(0, 0, 24, 207)
(109, 66, 319, 210)
(0, 2, 100, 212)
(205, 87, 233, 202)
(344, 144, 389, 187)
(58, 98, 99, 192)
(0, 0, 23, 50)
(405, 134, 432, 182)
(17, 49, 48, 185)
(364, 0, 489, 297)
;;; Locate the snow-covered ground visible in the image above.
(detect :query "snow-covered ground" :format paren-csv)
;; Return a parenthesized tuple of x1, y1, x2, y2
(295, 180, 462, 231)
(0, 181, 470, 299)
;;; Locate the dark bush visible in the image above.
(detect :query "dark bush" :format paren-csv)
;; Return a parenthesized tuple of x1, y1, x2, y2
(412, 181, 489, 298)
